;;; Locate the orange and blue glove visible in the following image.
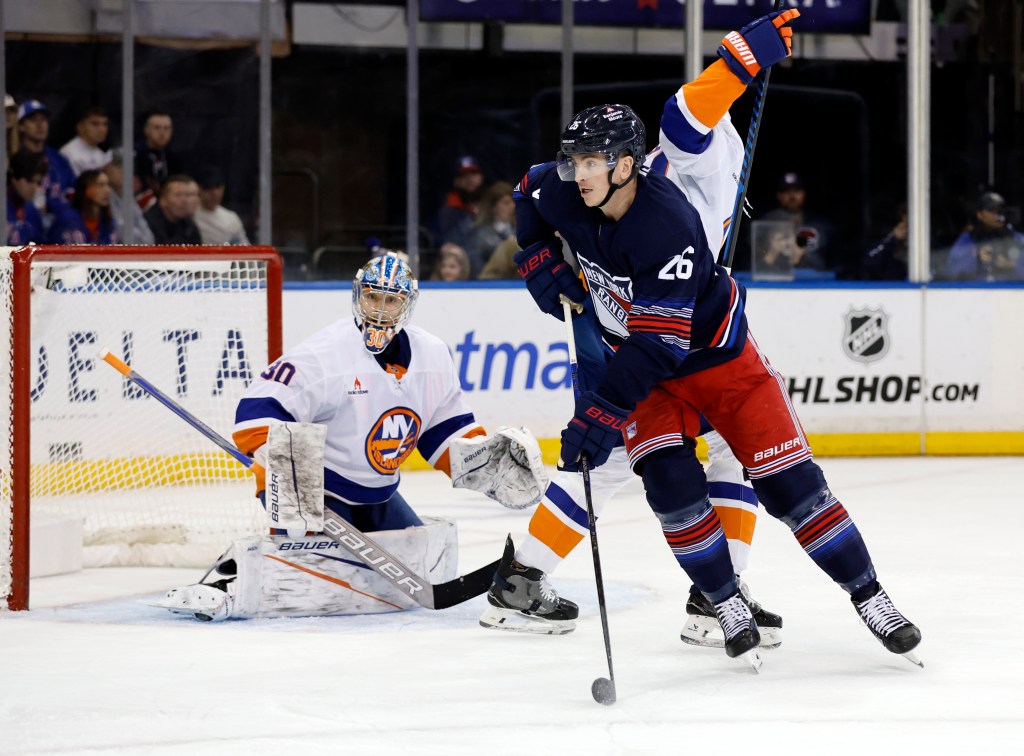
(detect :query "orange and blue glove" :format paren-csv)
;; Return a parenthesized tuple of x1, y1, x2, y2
(718, 9, 801, 86)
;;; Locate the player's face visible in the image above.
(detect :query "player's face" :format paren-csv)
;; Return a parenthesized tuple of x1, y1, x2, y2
(570, 153, 614, 206)
(359, 288, 407, 326)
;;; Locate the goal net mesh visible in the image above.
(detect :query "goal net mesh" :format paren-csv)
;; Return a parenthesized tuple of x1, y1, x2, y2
(5, 253, 276, 581)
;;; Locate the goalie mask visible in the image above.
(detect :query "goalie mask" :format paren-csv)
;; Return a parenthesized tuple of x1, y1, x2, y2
(352, 253, 419, 353)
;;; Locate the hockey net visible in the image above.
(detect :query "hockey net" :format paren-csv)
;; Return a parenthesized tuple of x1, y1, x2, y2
(1, 246, 283, 610)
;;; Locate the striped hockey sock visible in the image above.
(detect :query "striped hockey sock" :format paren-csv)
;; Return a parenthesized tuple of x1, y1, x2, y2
(791, 496, 876, 593)
(661, 505, 736, 602)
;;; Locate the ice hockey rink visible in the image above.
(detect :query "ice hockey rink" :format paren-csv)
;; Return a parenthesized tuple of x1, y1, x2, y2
(3, 455, 1022, 755)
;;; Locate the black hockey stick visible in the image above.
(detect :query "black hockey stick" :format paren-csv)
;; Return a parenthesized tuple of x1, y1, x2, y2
(560, 298, 616, 706)
(99, 348, 497, 611)
(720, 0, 785, 272)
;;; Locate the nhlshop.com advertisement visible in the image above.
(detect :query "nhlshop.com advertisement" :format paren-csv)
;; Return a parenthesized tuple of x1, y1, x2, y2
(283, 284, 1024, 453)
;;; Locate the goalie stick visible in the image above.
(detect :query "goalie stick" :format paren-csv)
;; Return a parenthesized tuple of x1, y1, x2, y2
(98, 348, 498, 611)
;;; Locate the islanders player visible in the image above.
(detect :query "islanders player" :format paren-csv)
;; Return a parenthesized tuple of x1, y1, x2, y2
(480, 12, 795, 646)
(156, 252, 547, 621)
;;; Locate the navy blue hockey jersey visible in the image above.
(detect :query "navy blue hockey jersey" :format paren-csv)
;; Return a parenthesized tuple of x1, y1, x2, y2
(515, 162, 748, 410)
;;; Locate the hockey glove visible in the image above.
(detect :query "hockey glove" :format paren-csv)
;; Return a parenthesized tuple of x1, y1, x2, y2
(514, 238, 586, 320)
(558, 391, 629, 473)
(718, 8, 801, 86)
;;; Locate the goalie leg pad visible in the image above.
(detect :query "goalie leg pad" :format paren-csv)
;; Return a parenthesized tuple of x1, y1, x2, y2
(158, 518, 459, 620)
(266, 421, 328, 536)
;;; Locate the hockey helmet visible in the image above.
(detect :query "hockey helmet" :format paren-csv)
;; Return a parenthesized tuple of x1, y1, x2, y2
(352, 253, 419, 353)
(556, 104, 647, 182)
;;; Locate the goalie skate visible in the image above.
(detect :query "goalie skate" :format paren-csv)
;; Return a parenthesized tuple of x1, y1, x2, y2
(681, 579, 782, 649)
(479, 535, 578, 635)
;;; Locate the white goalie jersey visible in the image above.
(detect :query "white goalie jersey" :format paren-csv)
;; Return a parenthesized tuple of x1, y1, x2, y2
(233, 320, 482, 505)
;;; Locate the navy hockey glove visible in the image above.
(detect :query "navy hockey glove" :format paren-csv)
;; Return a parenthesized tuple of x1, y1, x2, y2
(514, 238, 586, 321)
(558, 391, 629, 473)
(718, 8, 800, 86)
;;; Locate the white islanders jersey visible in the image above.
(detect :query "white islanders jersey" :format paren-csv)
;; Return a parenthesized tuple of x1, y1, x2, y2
(234, 320, 480, 505)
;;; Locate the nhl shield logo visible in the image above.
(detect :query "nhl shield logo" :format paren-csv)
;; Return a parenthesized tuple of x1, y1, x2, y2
(842, 307, 890, 364)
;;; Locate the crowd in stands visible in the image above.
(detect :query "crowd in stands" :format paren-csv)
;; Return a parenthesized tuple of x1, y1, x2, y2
(5, 94, 1021, 284)
(4, 95, 249, 250)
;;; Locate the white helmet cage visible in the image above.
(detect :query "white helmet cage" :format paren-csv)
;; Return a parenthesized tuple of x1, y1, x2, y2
(351, 253, 419, 353)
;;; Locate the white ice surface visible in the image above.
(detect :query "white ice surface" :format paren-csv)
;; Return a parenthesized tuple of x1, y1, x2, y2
(3, 457, 1023, 755)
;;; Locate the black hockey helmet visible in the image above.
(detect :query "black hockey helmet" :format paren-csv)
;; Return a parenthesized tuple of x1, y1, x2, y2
(556, 104, 647, 182)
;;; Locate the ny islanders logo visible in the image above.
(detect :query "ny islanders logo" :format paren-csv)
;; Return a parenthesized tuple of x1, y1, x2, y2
(366, 407, 421, 474)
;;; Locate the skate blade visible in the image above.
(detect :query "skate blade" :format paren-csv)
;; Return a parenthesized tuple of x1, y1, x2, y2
(757, 626, 783, 650)
(739, 648, 763, 673)
(479, 605, 576, 636)
(901, 649, 924, 668)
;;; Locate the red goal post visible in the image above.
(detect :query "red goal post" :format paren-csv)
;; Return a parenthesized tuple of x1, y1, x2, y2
(1, 246, 283, 611)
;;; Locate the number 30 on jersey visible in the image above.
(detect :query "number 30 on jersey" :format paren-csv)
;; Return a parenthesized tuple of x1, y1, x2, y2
(658, 246, 695, 280)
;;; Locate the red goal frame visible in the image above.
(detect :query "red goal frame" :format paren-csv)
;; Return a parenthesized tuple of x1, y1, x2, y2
(3, 245, 283, 610)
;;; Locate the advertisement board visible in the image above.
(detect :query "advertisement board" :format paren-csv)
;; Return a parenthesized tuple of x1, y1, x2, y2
(283, 283, 1024, 455)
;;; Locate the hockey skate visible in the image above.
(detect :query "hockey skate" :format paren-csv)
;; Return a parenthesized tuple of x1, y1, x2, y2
(479, 535, 579, 635)
(853, 583, 923, 667)
(681, 578, 782, 649)
(713, 593, 762, 672)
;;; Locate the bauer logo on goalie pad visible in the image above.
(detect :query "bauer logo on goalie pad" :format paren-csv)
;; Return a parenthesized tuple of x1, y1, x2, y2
(842, 307, 891, 365)
(366, 407, 422, 474)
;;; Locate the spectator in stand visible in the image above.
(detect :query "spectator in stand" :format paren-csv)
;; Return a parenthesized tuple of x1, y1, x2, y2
(429, 242, 471, 282)
(194, 167, 250, 245)
(862, 205, 908, 281)
(59, 106, 112, 177)
(16, 99, 76, 229)
(479, 235, 521, 280)
(135, 110, 176, 207)
(759, 171, 829, 271)
(145, 174, 202, 245)
(945, 191, 1024, 281)
(6, 150, 46, 245)
(462, 180, 515, 277)
(48, 169, 119, 245)
(4, 94, 18, 165)
(437, 155, 484, 245)
(103, 147, 155, 244)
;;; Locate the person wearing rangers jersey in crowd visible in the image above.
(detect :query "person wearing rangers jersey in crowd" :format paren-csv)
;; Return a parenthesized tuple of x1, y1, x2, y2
(480, 16, 787, 648)
(487, 8, 921, 669)
(157, 252, 546, 622)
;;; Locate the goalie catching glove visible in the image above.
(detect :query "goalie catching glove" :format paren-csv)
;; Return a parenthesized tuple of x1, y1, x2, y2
(449, 426, 549, 510)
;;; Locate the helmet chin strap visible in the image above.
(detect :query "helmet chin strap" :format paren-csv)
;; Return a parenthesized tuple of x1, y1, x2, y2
(595, 166, 639, 209)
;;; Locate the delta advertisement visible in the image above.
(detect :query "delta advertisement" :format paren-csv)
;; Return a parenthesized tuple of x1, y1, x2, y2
(283, 285, 1024, 451)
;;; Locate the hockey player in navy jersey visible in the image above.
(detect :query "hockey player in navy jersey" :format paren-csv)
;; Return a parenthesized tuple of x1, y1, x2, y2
(488, 9, 921, 669)
(480, 16, 791, 648)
